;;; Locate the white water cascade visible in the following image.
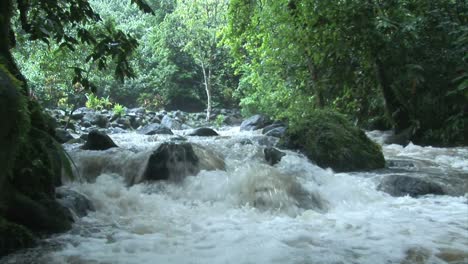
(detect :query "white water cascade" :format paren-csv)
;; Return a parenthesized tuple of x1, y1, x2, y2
(3, 127, 467, 264)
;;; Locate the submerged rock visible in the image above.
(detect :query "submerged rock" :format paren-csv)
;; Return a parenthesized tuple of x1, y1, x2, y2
(240, 114, 271, 131)
(264, 147, 286, 166)
(81, 130, 118, 150)
(56, 188, 95, 218)
(378, 175, 446, 197)
(279, 110, 385, 172)
(137, 123, 173, 135)
(187, 127, 219, 137)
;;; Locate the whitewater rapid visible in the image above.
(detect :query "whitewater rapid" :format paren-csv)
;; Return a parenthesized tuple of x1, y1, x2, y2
(3, 128, 468, 264)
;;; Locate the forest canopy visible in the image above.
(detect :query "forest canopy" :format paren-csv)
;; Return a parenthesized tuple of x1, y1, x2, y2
(7, 0, 468, 146)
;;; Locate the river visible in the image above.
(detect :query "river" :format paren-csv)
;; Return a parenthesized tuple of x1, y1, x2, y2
(2, 128, 467, 264)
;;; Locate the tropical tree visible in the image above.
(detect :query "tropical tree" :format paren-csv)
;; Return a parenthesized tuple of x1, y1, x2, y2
(170, 0, 230, 120)
(224, 0, 467, 145)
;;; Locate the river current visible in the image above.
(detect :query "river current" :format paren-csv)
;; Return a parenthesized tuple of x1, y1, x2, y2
(3, 127, 468, 264)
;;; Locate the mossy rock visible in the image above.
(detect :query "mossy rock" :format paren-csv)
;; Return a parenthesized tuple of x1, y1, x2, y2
(0, 217, 35, 257)
(280, 110, 385, 172)
(0, 65, 30, 186)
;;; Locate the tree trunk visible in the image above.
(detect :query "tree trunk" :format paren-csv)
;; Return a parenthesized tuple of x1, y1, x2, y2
(374, 58, 411, 134)
(201, 62, 212, 121)
(0, 0, 28, 94)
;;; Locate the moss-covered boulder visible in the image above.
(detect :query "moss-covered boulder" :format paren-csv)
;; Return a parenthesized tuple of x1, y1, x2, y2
(0, 217, 35, 257)
(0, 66, 74, 257)
(279, 110, 385, 172)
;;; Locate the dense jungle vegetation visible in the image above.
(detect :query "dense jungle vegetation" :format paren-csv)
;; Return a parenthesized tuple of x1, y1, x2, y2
(10, 0, 468, 146)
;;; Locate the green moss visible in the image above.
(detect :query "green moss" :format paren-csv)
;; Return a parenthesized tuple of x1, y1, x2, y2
(0, 217, 35, 257)
(281, 110, 385, 172)
(0, 63, 74, 257)
(0, 64, 30, 182)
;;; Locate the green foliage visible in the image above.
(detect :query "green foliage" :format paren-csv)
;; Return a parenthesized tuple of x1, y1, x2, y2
(224, 0, 467, 146)
(85, 93, 112, 110)
(137, 92, 166, 110)
(0, 217, 35, 256)
(214, 114, 225, 128)
(112, 103, 126, 117)
(0, 65, 30, 182)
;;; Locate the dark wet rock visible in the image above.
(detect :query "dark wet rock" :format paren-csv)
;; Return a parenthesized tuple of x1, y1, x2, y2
(141, 143, 200, 182)
(108, 127, 127, 134)
(81, 120, 92, 128)
(70, 112, 85, 120)
(115, 117, 132, 129)
(187, 127, 219, 137)
(128, 115, 143, 129)
(192, 144, 226, 171)
(264, 126, 286, 138)
(264, 147, 286, 166)
(262, 122, 285, 134)
(81, 130, 118, 150)
(6, 193, 73, 234)
(240, 114, 271, 131)
(127, 107, 146, 116)
(384, 127, 414, 146)
(134, 143, 225, 184)
(279, 110, 385, 172)
(55, 128, 74, 143)
(64, 122, 76, 131)
(56, 188, 95, 218)
(79, 134, 88, 141)
(161, 115, 183, 130)
(83, 112, 108, 128)
(137, 123, 173, 135)
(377, 175, 446, 197)
(151, 116, 161, 124)
(224, 115, 243, 125)
(0, 217, 35, 257)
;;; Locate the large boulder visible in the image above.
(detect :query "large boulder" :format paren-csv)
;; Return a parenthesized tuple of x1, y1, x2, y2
(81, 130, 118, 150)
(83, 112, 109, 128)
(137, 123, 173, 135)
(161, 115, 183, 130)
(264, 126, 286, 138)
(240, 114, 271, 131)
(262, 122, 286, 134)
(187, 127, 219, 137)
(377, 175, 446, 197)
(134, 143, 225, 184)
(279, 110, 385, 172)
(141, 143, 200, 182)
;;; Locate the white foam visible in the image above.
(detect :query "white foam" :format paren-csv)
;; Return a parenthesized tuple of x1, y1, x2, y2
(10, 128, 468, 264)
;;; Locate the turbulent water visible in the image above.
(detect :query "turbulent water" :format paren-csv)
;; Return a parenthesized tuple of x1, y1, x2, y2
(3, 128, 468, 264)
